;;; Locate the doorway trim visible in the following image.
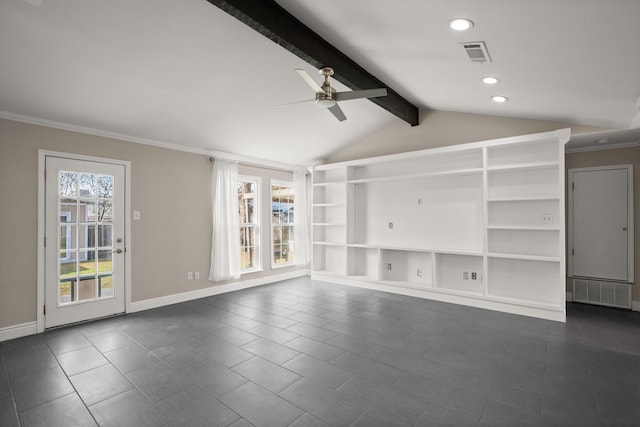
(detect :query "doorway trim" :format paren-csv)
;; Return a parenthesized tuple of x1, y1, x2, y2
(37, 150, 132, 333)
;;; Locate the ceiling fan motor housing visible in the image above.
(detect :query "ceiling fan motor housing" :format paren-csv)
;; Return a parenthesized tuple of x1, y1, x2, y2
(316, 68, 337, 107)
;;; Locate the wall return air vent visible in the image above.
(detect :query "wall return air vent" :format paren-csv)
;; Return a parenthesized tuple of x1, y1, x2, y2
(461, 41, 492, 63)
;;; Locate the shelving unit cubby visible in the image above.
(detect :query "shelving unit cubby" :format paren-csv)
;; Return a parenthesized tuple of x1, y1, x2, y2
(311, 129, 570, 321)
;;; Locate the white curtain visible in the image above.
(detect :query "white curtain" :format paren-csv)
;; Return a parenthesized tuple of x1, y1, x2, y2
(209, 159, 241, 281)
(293, 171, 310, 266)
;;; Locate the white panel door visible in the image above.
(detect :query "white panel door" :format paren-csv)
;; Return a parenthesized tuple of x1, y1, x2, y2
(570, 166, 631, 281)
(45, 156, 126, 328)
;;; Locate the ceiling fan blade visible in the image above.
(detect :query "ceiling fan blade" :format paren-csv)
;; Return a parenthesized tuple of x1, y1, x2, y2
(328, 103, 347, 121)
(296, 69, 325, 94)
(334, 88, 388, 101)
(274, 99, 315, 108)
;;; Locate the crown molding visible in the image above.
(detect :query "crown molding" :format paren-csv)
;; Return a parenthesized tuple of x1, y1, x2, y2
(0, 111, 309, 172)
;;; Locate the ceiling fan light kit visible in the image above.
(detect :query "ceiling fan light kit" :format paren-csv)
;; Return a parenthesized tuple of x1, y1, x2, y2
(294, 67, 388, 122)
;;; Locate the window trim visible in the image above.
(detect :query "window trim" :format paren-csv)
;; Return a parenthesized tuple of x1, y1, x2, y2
(270, 179, 295, 269)
(238, 175, 262, 274)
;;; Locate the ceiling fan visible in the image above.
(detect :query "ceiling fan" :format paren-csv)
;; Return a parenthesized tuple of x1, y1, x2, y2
(294, 67, 388, 122)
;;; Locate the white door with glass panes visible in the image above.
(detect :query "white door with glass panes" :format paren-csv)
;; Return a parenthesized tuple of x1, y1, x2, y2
(45, 156, 126, 328)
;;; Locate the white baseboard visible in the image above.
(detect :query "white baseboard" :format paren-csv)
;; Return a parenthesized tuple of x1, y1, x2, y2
(633, 300, 640, 312)
(0, 321, 38, 342)
(566, 292, 573, 303)
(312, 274, 566, 323)
(130, 270, 309, 313)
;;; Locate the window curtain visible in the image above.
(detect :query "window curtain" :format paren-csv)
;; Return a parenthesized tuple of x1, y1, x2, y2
(293, 171, 310, 266)
(209, 158, 241, 281)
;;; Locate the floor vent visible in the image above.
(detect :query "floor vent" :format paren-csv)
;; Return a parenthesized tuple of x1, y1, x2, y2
(461, 41, 492, 63)
(573, 278, 632, 309)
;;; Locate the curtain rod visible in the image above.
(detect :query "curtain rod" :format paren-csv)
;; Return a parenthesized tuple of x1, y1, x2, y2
(209, 157, 308, 174)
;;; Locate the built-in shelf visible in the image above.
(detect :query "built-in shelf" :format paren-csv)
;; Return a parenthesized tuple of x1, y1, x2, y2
(488, 252, 560, 262)
(487, 196, 559, 202)
(487, 225, 561, 231)
(486, 161, 559, 172)
(312, 203, 345, 207)
(312, 241, 345, 246)
(311, 128, 569, 322)
(347, 168, 483, 184)
(312, 181, 345, 187)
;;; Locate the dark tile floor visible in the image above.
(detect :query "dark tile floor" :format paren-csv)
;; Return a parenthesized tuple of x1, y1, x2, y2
(1, 277, 639, 426)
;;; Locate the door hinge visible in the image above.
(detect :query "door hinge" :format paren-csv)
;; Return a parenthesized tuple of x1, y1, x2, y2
(44, 236, 46, 247)
(572, 248, 574, 255)
(572, 182, 575, 191)
(43, 305, 46, 315)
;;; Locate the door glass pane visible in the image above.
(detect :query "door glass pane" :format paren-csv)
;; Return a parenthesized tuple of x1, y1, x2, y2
(78, 277, 97, 301)
(81, 224, 96, 249)
(59, 172, 77, 197)
(98, 250, 113, 299)
(60, 251, 78, 276)
(97, 200, 113, 223)
(59, 279, 74, 305)
(60, 200, 77, 220)
(58, 170, 115, 305)
(84, 201, 97, 222)
(98, 224, 112, 247)
(97, 175, 113, 198)
(79, 173, 96, 197)
(59, 224, 76, 252)
(100, 275, 114, 298)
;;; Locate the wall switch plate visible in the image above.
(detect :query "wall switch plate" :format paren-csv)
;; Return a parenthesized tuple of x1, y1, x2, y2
(194, 272, 200, 280)
(187, 272, 193, 280)
(541, 213, 553, 224)
(387, 263, 392, 270)
(463, 271, 469, 280)
(417, 269, 422, 277)
(388, 222, 394, 229)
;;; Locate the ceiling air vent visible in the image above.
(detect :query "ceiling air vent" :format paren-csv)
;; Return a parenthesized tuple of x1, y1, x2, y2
(461, 41, 492, 63)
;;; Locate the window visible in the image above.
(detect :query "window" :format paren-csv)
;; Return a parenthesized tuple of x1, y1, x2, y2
(238, 176, 260, 272)
(271, 180, 295, 267)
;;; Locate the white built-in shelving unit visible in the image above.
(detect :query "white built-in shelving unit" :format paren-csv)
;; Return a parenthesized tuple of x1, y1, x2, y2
(311, 129, 570, 321)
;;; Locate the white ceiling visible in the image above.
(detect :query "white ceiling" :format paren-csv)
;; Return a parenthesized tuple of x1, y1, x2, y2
(1, 0, 639, 166)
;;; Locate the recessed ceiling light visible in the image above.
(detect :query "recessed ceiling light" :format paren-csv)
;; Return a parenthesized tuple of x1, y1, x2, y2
(449, 18, 474, 31)
(492, 95, 508, 103)
(482, 76, 499, 85)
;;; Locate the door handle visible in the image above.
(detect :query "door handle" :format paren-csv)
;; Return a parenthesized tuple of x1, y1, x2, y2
(113, 248, 123, 254)
(623, 227, 628, 231)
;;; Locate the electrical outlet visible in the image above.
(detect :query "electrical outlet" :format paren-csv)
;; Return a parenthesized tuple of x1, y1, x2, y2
(417, 268, 422, 277)
(540, 213, 553, 224)
(387, 263, 392, 270)
(388, 222, 394, 229)
(471, 272, 477, 280)
(417, 197, 422, 205)
(194, 272, 200, 280)
(463, 271, 469, 280)
(187, 272, 193, 280)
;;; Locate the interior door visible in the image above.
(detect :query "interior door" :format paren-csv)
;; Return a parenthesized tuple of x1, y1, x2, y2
(45, 156, 126, 328)
(570, 166, 631, 282)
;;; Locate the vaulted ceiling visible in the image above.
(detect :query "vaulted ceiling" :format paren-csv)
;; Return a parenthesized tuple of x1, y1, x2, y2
(1, 0, 639, 165)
